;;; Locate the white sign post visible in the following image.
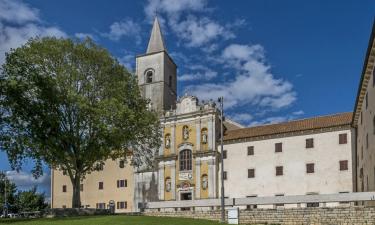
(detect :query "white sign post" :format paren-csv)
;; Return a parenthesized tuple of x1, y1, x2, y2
(227, 207, 239, 224)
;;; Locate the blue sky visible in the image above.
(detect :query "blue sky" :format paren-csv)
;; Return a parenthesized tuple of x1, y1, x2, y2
(0, 0, 374, 197)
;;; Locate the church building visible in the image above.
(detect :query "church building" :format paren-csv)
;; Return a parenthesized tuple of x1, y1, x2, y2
(52, 17, 375, 212)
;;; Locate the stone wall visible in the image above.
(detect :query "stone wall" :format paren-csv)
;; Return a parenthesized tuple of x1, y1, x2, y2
(145, 206, 375, 225)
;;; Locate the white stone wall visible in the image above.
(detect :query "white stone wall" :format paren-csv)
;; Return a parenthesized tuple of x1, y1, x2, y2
(357, 64, 375, 193)
(219, 128, 354, 207)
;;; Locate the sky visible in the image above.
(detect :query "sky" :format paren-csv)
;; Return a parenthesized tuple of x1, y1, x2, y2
(0, 0, 374, 198)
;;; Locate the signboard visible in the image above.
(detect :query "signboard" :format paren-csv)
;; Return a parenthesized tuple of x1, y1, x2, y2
(179, 172, 193, 181)
(227, 207, 239, 224)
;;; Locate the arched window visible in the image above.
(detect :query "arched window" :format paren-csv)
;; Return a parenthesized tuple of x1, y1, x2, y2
(179, 149, 192, 171)
(201, 128, 208, 144)
(146, 70, 153, 83)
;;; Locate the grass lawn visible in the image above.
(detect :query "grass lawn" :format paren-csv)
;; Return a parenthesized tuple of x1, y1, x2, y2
(0, 215, 222, 225)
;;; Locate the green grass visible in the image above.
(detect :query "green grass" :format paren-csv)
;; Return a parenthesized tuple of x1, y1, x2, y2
(0, 215, 222, 225)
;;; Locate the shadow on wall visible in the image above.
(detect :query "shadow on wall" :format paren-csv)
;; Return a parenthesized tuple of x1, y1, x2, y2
(144, 172, 158, 202)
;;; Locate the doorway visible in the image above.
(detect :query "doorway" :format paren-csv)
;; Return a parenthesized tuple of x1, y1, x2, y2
(180, 192, 192, 211)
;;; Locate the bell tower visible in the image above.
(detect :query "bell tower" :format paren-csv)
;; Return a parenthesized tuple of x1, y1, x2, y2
(136, 17, 177, 115)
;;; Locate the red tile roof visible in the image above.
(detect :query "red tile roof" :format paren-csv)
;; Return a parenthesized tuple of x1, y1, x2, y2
(224, 112, 353, 141)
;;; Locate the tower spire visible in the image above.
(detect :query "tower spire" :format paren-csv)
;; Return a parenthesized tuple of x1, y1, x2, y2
(146, 17, 167, 54)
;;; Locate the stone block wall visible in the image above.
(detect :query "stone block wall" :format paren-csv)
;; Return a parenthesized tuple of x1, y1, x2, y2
(145, 206, 375, 224)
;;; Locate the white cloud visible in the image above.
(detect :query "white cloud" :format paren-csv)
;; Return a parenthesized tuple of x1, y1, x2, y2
(103, 19, 141, 44)
(292, 110, 304, 115)
(170, 16, 234, 47)
(0, 0, 40, 24)
(229, 113, 253, 123)
(180, 68, 217, 81)
(75, 32, 96, 40)
(6, 170, 50, 191)
(186, 44, 297, 110)
(0, 0, 66, 65)
(118, 51, 135, 72)
(144, 0, 208, 20)
(249, 116, 290, 126)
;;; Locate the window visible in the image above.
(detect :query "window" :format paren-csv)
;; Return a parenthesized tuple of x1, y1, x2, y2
(373, 116, 375, 134)
(373, 67, 375, 87)
(361, 111, 363, 125)
(169, 75, 172, 87)
(146, 70, 153, 83)
(117, 201, 127, 209)
(62, 185, 67, 193)
(306, 138, 314, 148)
(366, 133, 369, 149)
(339, 160, 348, 171)
(276, 166, 283, 176)
(96, 203, 106, 209)
(339, 133, 347, 144)
(247, 146, 254, 155)
(119, 160, 125, 169)
(223, 171, 227, 180)
(80, 184, 83, 192)
(366, 92, 368, 109)
(98, 182, 104, 190)
(117, 179, 127, 188)
(179, 149, 192, 171)
(222, 150, 227, 159)
(275, 143, 282, 152)
(306, 163, 315, 173)
(248, 169, 255, 178)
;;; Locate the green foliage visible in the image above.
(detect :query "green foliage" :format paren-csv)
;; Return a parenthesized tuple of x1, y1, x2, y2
(15, 187, 47, 212)
(0, 216, 222, 225)
(0, 37, 161, 207)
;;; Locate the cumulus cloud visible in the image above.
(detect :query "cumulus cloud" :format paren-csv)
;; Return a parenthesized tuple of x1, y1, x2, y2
(103, 19, 141, 44)
(169, 16, 234, 47)
(144, 0, 208, 20)
(186, 43, 296, 110)
(6, 170, 50, 192)
(0, 0, 40, 24)
(0, 0, 66, 65)
(179, 68, 217, 81)
(228, 113, 253, 124)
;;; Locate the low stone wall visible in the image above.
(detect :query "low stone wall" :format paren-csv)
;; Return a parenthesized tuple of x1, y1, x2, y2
(45, 208, 110, 218)
(145, 206, 375, 224)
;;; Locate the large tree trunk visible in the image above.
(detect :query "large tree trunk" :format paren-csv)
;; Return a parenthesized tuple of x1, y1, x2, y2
(71, 175, 81, 208)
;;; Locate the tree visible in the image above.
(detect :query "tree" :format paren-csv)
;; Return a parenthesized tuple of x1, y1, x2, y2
(0, 37, 161, 208)
(16, 187, 47, 212)
(0, 172, 17, 214)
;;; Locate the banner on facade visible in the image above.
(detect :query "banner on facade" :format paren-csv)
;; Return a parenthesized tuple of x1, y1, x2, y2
(179, 172, 193, 180)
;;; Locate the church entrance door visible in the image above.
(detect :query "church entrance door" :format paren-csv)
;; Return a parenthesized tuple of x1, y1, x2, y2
(180, 192, 192, 211)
